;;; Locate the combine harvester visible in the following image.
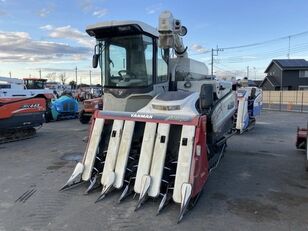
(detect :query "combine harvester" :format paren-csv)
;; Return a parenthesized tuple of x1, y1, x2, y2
(234, 79, 263, 133)
(0, 77, 54, 99)
(0, 77, 52, 143)
(61, 11, 237, 222)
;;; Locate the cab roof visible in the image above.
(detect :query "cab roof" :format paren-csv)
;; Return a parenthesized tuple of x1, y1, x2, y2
(23, 78, 47, 81)
(86, 20, 158, 38)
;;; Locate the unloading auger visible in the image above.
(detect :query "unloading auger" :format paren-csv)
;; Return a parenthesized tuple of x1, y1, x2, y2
(61, 11, 237, 223)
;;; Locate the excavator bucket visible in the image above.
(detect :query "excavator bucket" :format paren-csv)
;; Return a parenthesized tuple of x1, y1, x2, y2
(61, 110, 210, 222)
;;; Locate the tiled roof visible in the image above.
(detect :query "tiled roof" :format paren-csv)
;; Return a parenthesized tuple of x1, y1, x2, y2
(265, 59, 308, 72)
(260, 75, 280, 87)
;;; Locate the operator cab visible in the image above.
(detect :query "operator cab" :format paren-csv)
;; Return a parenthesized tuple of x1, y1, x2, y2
(87, 21, 167, 88)
(23, 78, 47, 90)
(87, 21, 168, 111)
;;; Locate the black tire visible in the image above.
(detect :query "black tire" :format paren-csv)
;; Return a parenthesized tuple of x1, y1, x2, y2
(45, 110, 52, 123)
(79, 110, 90, 124)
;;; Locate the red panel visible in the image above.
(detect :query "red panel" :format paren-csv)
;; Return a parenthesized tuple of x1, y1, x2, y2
(0, 97, 46, 119)
(94, 110, 200, 126)
(189, 116, 209, 198)
(297, 129, 307, 139)
(43, 93, 55, 100)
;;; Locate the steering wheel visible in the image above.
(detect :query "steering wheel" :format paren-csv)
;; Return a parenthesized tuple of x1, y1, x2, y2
(118, 70, 137, 81)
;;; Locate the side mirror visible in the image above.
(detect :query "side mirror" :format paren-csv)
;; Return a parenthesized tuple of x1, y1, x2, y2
(199, 84, 214, 113)
(92, 54, 100, 68)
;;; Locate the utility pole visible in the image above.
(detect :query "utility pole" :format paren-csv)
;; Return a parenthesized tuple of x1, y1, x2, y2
(39, 69, 42, 79)
(247, 66, 249, 78)
(211, 48, 214, 76)
(288, 36, 290, 59)
(211, 45, 224, 77)
(9, 72, 11, 78)
(75, 66, 78, 89)
(89, 70, 92, 86)
(253, 67, 256, 80)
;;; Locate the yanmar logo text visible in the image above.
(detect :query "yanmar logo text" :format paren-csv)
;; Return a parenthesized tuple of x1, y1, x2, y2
(21, 104, 41, 109)
(130, 113, 153, 119)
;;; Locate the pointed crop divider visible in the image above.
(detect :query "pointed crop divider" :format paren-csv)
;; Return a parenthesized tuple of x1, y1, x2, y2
(60, 162, 85, 191)
(156, 186, 172, 215)
(157, 194, 167, 215)
(95, 172, 115, 203)
(135, 175, 151, 211)
(177, 183, 192, 224)
(118, 184, 130, 203)
(118, 175, 137, 203)
(84, 174, 99, 195)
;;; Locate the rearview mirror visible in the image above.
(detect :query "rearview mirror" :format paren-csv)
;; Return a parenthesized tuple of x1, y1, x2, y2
(92, 54, 100, 68)
(199, 84, 214, 113)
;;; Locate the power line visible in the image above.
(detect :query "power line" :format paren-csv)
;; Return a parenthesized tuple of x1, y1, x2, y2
(190, 29, 308, 57)
(216, 42, 308, 64)
(221, 30, 308, 50)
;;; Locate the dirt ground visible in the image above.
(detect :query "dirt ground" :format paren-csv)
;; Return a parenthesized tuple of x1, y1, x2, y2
(0, 110, 307, 231)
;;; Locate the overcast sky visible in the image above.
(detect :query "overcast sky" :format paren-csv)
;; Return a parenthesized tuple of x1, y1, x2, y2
(0, 0, 308, 83)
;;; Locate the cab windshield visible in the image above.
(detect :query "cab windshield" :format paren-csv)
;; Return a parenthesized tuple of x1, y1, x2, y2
(98, 34, 154, 88)
(24, 79, 46, 89)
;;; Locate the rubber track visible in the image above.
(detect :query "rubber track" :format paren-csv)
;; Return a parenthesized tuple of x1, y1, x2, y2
(0, 128, 36, 144)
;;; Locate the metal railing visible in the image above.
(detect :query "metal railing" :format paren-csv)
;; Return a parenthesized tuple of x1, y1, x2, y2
(262, 90, 308, 113)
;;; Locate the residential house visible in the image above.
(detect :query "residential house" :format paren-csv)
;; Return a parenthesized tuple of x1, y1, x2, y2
(260, 59, 308, 90)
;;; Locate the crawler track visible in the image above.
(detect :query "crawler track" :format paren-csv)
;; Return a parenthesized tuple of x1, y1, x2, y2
(0, 127, 37, 144)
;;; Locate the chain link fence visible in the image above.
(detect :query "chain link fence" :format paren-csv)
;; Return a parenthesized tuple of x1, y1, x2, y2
(263, 91, 308, 113)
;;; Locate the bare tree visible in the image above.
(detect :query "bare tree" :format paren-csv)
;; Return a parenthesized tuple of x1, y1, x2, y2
(45, 72, 57, 81)
(58, 73, 67, 85)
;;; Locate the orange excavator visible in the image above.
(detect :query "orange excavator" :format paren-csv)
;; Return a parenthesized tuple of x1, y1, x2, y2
(0, 96, 46, 143)
(0, 77, 50, 143)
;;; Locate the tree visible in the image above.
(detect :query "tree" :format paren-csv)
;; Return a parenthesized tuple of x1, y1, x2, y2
(58, 73, 67, 85)
(78, 83, 90, 88)
(69, 80, 77, 89)
(45, 72, 56, 81)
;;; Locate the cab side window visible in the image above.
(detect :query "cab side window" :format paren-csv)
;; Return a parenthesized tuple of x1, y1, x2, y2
(157, 48, 168, 83)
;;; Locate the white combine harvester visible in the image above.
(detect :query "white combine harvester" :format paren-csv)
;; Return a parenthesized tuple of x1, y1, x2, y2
(235, 87, 262, 134)
(0, 76, 54, 98)
(61, 11, 237, 222)
(235, 79, 263, 133)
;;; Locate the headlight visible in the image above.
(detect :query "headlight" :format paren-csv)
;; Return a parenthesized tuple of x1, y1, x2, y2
(152, 104, 180, 111)
(94, 104, 99, 109)
(56, 106, 61, 111)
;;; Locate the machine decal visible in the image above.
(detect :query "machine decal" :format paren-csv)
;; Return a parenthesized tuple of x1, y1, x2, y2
(130, 113, 153, 119)
(21, 103, 41, 109)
